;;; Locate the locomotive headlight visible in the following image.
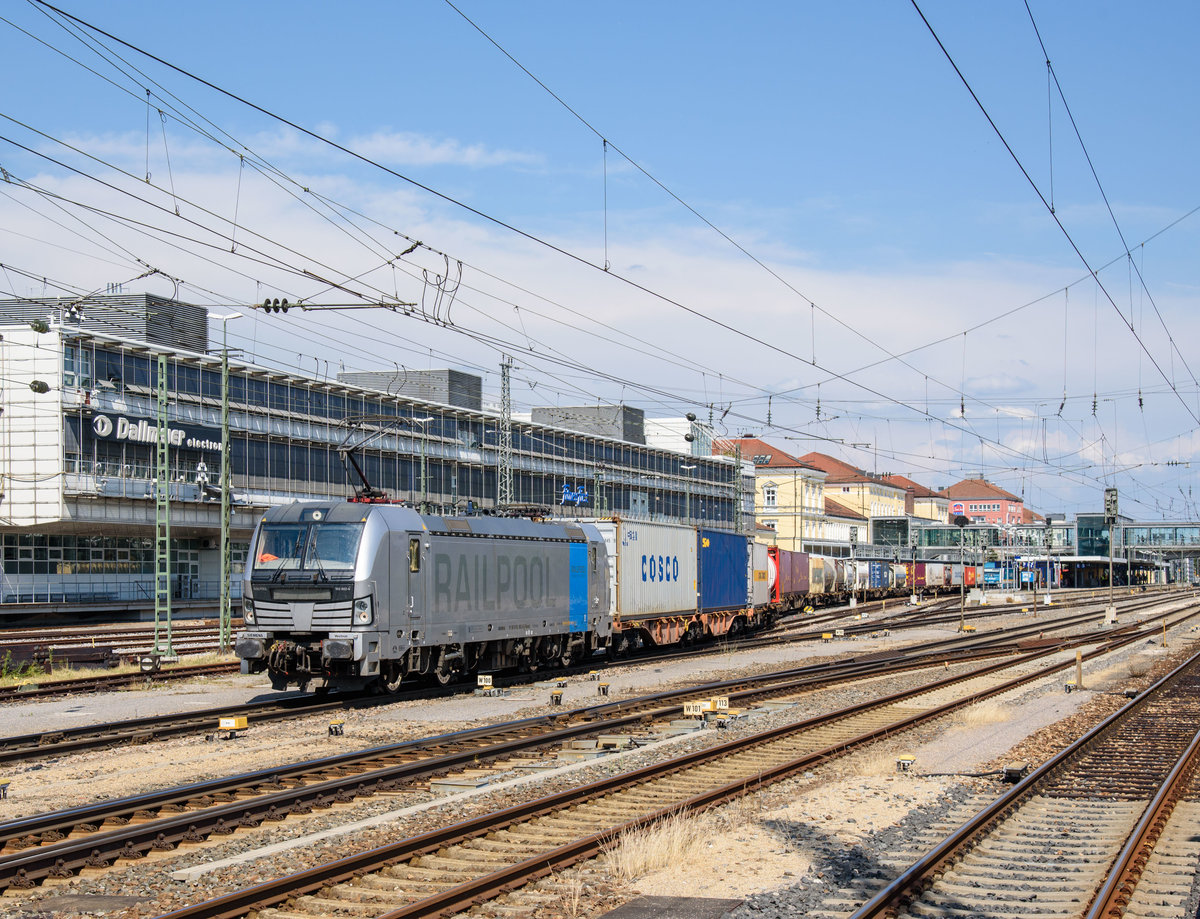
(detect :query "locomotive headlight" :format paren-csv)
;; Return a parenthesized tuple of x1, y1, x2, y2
(242, 597, 256, 626)
(353, 596, 374, 625)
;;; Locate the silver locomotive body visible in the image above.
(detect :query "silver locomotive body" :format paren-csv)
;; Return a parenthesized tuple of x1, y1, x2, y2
(236, 501, 611, 692)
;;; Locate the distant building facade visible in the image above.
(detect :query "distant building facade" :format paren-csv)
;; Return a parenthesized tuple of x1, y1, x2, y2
(799, 452, 908, 519)
(881, 474, 950, 523)
(943, 478, 1024, 527)
(717, 438, 827, 553)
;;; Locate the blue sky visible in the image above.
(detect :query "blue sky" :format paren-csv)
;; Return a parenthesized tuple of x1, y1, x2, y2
(2, 1, 1197, 518)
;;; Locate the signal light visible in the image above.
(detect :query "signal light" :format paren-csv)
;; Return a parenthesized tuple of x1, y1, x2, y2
(261, 298, 290, 314)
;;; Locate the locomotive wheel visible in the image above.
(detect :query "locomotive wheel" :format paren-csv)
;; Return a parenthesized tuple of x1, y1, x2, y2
(434, 648, 458, 685)
(383, 663, 405, 694)
(521, 637, 542, 673)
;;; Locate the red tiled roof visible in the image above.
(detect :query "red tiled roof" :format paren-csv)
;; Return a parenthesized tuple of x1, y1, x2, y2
(800, 452, 908, 489)
(942, 478, 1023, 503)
(712, 437, 820, 471)
(824, 497, 867, 521)
(880, 473, 944, 500)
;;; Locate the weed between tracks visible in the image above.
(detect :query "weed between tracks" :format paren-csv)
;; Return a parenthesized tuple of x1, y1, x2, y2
(0, 650, 237, 687)
(0, 649, 46, 686)
(601, 799, 766, 882)
(952, 700, 1012, 729)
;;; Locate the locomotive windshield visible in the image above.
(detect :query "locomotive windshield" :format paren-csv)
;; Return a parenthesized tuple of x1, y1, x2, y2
(252, 522, 363, 576)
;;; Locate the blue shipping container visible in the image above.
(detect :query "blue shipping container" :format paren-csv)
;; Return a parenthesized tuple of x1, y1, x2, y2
(698, 529, 749, 612)
(868, 561, 888, 590)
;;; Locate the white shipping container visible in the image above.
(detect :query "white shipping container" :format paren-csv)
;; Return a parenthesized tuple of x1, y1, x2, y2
(750, 541, 769, 607)
(585, 519, 698, 620)
(853, 560, 871, 589)
(926, 564, 949, 588)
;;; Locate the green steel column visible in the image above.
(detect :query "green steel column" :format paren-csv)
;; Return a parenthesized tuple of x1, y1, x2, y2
(219, 338, 231, 651)
(153, 353, 174, 657)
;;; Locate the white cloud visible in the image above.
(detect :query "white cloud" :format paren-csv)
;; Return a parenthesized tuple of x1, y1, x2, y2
(348, 131, 543, 169)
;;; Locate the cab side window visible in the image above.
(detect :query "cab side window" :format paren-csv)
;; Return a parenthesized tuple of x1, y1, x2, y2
(409, 538, 421, 573)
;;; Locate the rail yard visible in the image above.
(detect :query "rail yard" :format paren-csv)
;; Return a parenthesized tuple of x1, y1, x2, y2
(1, 588, 1198, 919)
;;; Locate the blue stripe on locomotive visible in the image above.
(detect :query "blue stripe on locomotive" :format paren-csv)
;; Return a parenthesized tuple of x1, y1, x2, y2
(569, 541, 588, 632)
(698, 529, 749, 611)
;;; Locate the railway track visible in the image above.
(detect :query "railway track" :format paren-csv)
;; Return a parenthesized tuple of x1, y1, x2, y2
(0, 660, 241, 703)
(0, 641, 1055, 892)
(0, 588, 1177, 703)
(1, 602, 1187, 912)
(136, 613, 1195, 919)
(1, 591, 1187, 769)
(0, 620, 234, 668)
(0, 593, 1166, 766)
(836, 645, 1200, 919)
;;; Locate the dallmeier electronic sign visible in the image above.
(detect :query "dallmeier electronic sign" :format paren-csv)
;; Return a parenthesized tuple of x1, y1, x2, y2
(90, 414, 223, 453)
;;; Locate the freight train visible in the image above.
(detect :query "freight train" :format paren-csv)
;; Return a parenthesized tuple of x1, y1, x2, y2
(235, 501, 974, 692)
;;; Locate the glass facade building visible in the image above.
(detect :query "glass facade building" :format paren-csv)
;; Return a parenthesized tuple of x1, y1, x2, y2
(1, 307, 740, 608)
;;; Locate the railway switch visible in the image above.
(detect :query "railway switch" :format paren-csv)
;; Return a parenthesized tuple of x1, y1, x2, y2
(896, 755, 915, 772)
(328, 720, 345, 736)
(597, 683, 610, 696)
(550, 691, 563, 705)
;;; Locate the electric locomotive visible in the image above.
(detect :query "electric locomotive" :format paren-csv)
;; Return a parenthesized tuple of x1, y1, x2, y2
(236, 501, 611, 692)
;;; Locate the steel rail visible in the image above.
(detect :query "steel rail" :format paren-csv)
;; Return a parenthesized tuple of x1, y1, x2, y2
(1083, 718, 1200, 918)
(147, 630, 1177, 919)
(4, 598, 1192, 853)
(0, 644, 1043, 890)
(0, 606, 1077, 765)
(846, 644, 1200, 919)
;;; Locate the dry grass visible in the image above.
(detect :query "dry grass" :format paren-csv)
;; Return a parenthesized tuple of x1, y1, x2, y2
(842, 749, 902, 777)
(602, 811, 719, 881)
(1126, 657, 1154, 678)
(0, 650, 237, 688)
(953, 700, 1011, 729)
(548, 869, 587, 918)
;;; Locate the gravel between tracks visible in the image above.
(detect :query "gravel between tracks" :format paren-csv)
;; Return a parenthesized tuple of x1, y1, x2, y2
(2, 607, 1197, 919)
